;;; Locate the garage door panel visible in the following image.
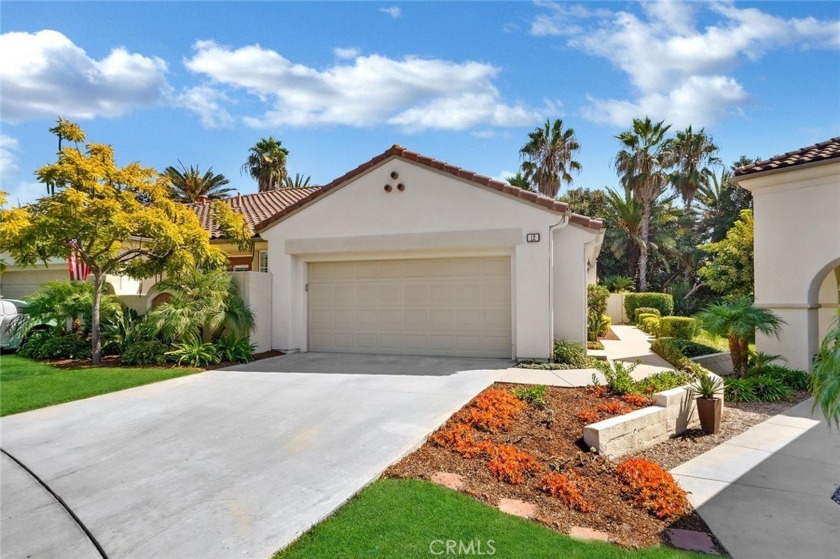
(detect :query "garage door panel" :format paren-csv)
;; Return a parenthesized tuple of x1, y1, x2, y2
(308, 257, 511, 358)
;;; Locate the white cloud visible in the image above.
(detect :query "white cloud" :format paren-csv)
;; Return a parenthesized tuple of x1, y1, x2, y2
(333, 47, 360, 59)
(530, 1, 840, 127)
(0, 30, 171, 122)
(378, 6, 402, 19)
(177, 86, 234, 128)
(184, 41, 544, 131)
(0, 134, 19, 180)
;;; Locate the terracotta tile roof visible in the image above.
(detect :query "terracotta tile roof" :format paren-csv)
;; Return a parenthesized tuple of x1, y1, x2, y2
(190, 187, 319, 239)
(254, 145, 604, 233)
(735, 137, 840, 177)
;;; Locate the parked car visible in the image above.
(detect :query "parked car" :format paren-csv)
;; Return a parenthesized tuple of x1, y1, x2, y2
(0, 298, 53, 350)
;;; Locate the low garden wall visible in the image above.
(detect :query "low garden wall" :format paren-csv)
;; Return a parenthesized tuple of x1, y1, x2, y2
(583, 373, 725, 459)
(690, 352, 733, 376)
(230, 271, 272, 353)
(606, 293, 628, 324)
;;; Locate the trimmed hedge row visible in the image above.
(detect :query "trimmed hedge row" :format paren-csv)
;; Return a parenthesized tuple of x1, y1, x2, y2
(659, 317, 697, 340)
(625, 293, 674, 321)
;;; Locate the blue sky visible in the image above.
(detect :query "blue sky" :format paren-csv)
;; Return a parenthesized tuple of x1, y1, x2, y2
(2, 1, 838, 205)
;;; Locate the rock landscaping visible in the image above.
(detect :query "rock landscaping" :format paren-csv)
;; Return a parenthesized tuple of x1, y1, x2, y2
(386, 382, 724, 551)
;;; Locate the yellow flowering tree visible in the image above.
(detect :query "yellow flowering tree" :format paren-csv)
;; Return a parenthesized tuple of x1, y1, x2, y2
(0, 120, 250, 364)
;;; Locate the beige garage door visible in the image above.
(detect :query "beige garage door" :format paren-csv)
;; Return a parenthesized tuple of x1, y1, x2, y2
(308, 257, 512, 358)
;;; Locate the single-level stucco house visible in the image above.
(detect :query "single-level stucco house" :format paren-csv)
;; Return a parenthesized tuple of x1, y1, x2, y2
(1, 146, 603, 360)
(734, 136, 839, 371)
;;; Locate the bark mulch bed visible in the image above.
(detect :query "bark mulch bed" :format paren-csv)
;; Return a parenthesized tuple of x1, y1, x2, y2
(601, 327, 621, 341)
(385, 383, 721, 552)
(638, 390, 810, 470)
(47, 350, 285, 370)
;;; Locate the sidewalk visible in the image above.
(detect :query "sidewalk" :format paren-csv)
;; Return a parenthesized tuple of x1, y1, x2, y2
(601, 325, 673, 379)
(499, 325, 672, 387)
(671, 398, 840, 559)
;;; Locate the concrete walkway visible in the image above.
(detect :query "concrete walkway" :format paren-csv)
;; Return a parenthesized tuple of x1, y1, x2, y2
(671, 398, 840, 559)
(0, 354, 508, 558)
(602, 325, 672, 379)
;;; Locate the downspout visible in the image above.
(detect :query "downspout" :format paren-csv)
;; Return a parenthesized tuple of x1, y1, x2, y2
(547, 211, 570, 359)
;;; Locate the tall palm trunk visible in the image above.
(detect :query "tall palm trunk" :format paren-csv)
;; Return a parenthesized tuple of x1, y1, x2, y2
(638, 202, 651, 291)
(728, 333, 749, 377)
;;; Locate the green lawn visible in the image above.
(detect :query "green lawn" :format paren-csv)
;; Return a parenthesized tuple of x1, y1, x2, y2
(0, 355, 200, 416)
(275, 479, 706, 559)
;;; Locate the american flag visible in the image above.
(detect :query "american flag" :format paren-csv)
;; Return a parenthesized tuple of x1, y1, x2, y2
(67, 240, 91, 281)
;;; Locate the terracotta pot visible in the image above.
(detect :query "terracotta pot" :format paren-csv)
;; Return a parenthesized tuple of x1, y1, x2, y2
(696, 397, 722, 434)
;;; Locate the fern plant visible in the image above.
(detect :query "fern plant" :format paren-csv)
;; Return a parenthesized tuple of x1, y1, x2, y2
(166, 337, 220, 367)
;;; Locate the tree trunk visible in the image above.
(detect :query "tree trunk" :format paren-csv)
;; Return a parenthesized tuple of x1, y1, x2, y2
(638, 201, 651, 292)
(728, 334, 745, 377)
(91, 272, 104, 365)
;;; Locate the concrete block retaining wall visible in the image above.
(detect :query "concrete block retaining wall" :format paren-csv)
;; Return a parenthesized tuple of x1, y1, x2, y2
(690, 352, 734, 376)
(583, 373, 725, 459)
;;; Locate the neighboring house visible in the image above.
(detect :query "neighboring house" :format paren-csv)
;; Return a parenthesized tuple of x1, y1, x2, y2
(0, 146, 604, 360)
(735, 137, 840, 371)
(254, 145, 603, 360)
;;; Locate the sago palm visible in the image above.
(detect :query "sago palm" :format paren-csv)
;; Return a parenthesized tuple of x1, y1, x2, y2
(242, 137, 289, 192)
(147, 268, 254, 343)
(614, 117, 674, 291)
(670, 126, 720, 209)
(697, 297, 785, 377)
(520, 118, 582, 198)
(164, 161, 234, 202)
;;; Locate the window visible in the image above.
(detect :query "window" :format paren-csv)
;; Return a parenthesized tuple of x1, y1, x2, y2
(259, 251, 269, 273)
(232, 265, 250, 272)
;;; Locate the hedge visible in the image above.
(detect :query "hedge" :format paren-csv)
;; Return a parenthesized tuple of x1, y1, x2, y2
(659, 317, 698, 340)
(633, 306, 661, 323)
(624, 293, 673, 320)
(640, 316, 660, 336)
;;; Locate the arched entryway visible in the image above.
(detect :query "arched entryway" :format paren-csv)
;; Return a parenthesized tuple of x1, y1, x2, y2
(810, 258, 840, 360)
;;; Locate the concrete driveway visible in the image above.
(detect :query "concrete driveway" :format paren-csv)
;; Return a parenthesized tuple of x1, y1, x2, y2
(1, 353, 510, 558)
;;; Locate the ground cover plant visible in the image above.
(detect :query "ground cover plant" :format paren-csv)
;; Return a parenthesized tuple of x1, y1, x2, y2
(387, 383, 715, 550)
(0, 355, 199, 416)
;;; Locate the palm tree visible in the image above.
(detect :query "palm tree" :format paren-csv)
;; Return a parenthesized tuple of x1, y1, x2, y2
(811, 311, 840, 427)
(283, 173, 312, 189)
(603, 185, 679, 286)
(614, 117, 674, 291)
(505, 171, 532, 191)
(241, 137, 289, 192)
(670, 126, 720, 209)
(519, 118, 582, 198)
(147, 268, 254, 343)
(163, 161, 234, 202)
(697, 297, 785, 377)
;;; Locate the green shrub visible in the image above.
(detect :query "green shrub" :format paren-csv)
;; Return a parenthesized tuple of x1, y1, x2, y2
(640, 316, 660, 336)
(651, 337, 690, 369)
(625, 293, 674, 320)
(755, 365, 809, 391)
(725, 378, 758, 402)
(669, 339, 719, 358)
(121, 340, 168, 366)
(600, 360, 638, 395)
(748, 375, 791, 402)
(16, 330, 53, 359)
(659, 317, 698, 340)
(587, 284, 610, 341)
(637, 312, 657, 324)
(636, 370, 692, 394)
(215, 334, 257, 363)
(552, 340, 588, 368)
(634, 307, 662, 323)
(166, 338, 220, 367)
(35, 334, 91, 360)
(512, 385, 548, 408)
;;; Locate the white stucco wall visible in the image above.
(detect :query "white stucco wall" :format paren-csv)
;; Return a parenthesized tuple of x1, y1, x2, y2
(230, 271, 272, 353)
(260, 156, 601, 360)
(738, 160, 840, 370)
